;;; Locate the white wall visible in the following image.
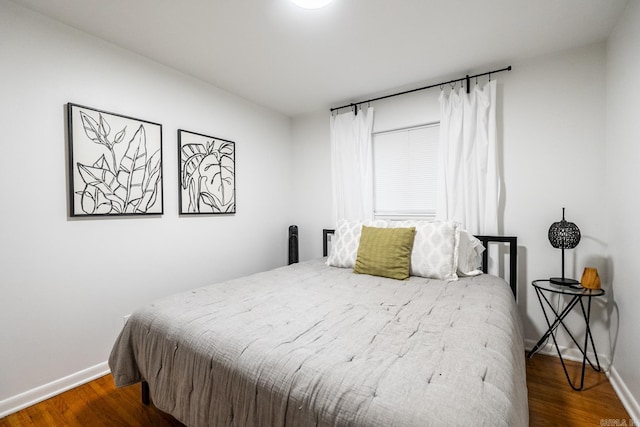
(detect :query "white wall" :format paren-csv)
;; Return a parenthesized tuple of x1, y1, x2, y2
(291, 113, 332, 260)
(292, 44, 612, 363)
(0, 0, 292, 412)
(606, 0, 640, 420)
(501, 44, 610, 357)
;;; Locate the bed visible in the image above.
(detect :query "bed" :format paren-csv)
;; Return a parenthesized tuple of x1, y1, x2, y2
(109, 222, 527, 426)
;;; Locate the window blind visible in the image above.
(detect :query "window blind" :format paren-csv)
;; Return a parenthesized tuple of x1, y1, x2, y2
(372, 123, 439, 218)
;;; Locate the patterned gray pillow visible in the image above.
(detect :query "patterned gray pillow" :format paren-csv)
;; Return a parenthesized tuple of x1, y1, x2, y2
(391, 220, 460, 280)
(326, 219, 387, 268)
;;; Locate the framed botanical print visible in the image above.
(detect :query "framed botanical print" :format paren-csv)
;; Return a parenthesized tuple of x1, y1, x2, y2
(178, 129, 236, 215)
(67, 103, 163, 216)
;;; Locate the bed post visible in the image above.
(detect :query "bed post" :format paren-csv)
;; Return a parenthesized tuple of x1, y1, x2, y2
(323, 229, 334, 257)
(142, 381, 150, 405)
(288, 225, 299, 265)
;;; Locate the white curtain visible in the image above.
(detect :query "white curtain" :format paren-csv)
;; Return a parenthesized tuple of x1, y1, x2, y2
(330, 107, 375, 224)
(436, 80, 500, 235)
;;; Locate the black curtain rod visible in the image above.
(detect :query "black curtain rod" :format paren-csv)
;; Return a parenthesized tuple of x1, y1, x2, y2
(330, 65, 512, 113)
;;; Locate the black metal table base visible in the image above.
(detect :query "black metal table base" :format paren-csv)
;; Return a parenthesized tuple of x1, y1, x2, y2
(528, 286, 601, 391)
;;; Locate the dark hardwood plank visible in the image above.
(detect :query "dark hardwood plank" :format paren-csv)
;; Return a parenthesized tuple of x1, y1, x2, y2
(527, 353, 631, 426)
(0, 354, 632, 426)
(0, 376, 184, 427)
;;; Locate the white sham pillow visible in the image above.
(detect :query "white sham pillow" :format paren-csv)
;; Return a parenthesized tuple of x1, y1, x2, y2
(326, 219, 387, 268)
(457, 230, 485, 276)
(391, 220, 460, 281)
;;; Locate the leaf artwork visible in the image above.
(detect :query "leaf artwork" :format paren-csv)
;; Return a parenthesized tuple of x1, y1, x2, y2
(179, 131, 235, 214)
(70, 105, 162, 216)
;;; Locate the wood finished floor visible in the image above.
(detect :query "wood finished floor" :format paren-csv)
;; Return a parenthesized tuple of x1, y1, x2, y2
(0, 354, 632, 426)
(527, 354, 631, 426)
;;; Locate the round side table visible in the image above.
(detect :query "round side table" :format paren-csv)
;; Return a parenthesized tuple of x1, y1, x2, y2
(528, 279, 605, 391)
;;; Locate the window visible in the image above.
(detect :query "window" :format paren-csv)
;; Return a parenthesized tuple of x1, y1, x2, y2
(372, 122, 439, 219)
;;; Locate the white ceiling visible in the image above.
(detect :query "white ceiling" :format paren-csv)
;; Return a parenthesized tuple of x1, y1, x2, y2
(10, 0, 629, 116)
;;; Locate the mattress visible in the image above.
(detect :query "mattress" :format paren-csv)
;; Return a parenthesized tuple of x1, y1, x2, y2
(109, 259, 528, 426)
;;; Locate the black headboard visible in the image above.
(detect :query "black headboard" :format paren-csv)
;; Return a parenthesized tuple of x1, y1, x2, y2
(322, 229, 518, 298)
(474, 235, 518, 297)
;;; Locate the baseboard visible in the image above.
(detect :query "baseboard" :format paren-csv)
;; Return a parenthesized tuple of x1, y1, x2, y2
(524, 338, 611, 368)
(608, 365, 640, 426)
(0, 361, 110, 419)
(525, 339, 639, 424)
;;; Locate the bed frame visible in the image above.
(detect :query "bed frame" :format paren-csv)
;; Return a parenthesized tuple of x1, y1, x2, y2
(321, 229, 518, 298)
(140, 229, 518, 406)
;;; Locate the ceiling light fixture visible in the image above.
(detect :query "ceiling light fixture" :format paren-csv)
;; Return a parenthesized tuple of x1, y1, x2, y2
(290, 0, 335, 9)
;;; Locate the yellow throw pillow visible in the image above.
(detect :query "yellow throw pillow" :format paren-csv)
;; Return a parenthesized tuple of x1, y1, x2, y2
(354, 226, 416, 280)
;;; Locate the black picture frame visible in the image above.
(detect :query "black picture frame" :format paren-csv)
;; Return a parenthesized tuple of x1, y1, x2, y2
(67, 103, 163, 217)
(178, 129, 236, 215)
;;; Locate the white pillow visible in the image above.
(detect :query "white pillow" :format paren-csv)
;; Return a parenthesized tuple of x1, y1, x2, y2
(457, 230, 485, 276)
(391, 220, 460, 281)
(326, 219, 387, 268)
(327, 218, 482, 280)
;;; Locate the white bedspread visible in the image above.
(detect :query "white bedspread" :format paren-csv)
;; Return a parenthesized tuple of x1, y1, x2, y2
(109, 259, 528, 427)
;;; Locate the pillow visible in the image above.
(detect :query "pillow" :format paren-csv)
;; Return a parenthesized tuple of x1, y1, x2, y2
(326, 219, 387, 268)
(328, 218, 477, 280)
(354, 226, 416, 280)
(457, 230, 485, 276)
(391, 220, 460, 280)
